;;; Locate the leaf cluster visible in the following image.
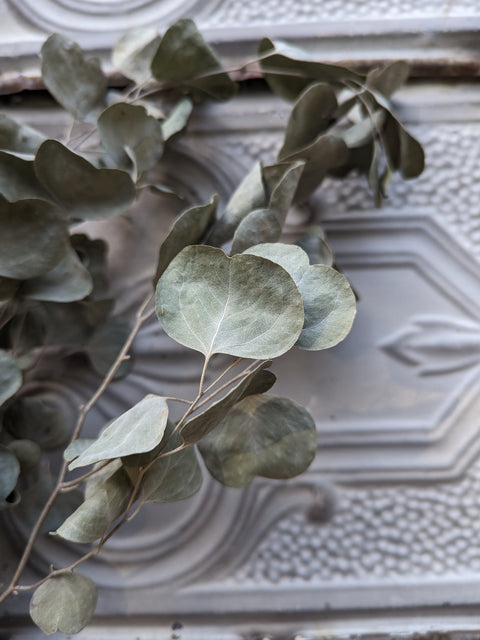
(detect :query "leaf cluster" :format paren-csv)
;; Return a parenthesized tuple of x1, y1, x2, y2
(0, 19, 424, 636)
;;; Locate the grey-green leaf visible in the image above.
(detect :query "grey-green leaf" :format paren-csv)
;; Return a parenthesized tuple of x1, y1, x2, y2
(7, 439, 42, 473)
(69, 395, 169, 470)
(41, 34, 107, 121)
(55, 466, 131, 543)
(230, 208, 282, 255)
(296, 225, 334, 267)
(35, 140, 136, 221)
(4, 395, 70, 449)
(181, 361, 275, 445)
(155, 245, 304, 359)
(22, 245, 93, 302)
(0, 350, 22, 407)
(208, 162, 266, 246)
(244, 243, 356, 350)
(155, 194, 218, 282)
(0, 195, 68, 280)
(112, 28, 161, 84)
(0, 444, 20, 503)
(162, 97, 193, 141)
(279, 83, 338, 159)
(199, 394, 317, 487)
(63, 438, 96, 462)
(151, 18, 236, 101)
(98, 102, 164, 177)
(0, 114, 45, 155)
(367, 61, 410, 98)
(30, 573, 97, 635)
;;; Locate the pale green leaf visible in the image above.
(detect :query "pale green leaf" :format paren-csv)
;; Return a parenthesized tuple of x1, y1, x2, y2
(199, 394, 317, 487)
(0, 350, 22, 406)
(4, 395, 70, 449)
(69, 395, 169, 470)
(86, 315, 132, 379)
(155, 194, 218, 281)
(98, 102, 164, 176)
(35, 140, 136, 221)
(162, 97, 193, 141)
(279, 83, 338, 159)
(0, 444, 20, 502)
(22, 245, 93, 302)
(112, 28, 160, 84)
(30, 573, 97, 635)
(41, 34, 106, 121)
(181, 361, 275, 445)
(155, 245, 304, 359)
(0, 195, 68, 279)
(208, 162, 266, 246)
(0, 114, 45, 155)
(55, 466, 131, 543)
(151, 18, 236, 101)
(63, 438, 96, 462)
(244, 243, 356, 350)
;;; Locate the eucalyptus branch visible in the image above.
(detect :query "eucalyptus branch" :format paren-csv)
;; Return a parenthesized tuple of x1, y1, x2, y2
(0, 290, 154, 604)
(59, 460, 114, 492)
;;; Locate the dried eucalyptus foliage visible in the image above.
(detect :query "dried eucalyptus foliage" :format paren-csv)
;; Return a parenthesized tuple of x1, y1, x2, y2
(0, 18, 424, 635)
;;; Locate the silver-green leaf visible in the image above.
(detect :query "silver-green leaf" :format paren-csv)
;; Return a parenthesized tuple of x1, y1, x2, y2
(69, 395, 169, 470)
(112, 28, 161, 84)
(162, 97, 193, 141)
(41, 34, 107, 121)
(0, 114, 45, 155)
(244, 243, 356, 350)
(199, 394, 317, 487)
(30, 573, 98, 635)
(155, 245, 304, 359)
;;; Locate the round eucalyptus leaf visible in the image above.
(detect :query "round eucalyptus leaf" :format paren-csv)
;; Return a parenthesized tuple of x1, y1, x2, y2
(7, 439, 42, 473)
(230, 208, 282, 255)
(155, 194, 218, 281)
(199, 394, 317, 488)
(69, 395, 169, 470)
(244, 243, 356, 350)
(156, 245, 304, 360)
(41, 34, 106, 121)
(98, 102, 164, 176)
(0, 114, 45, 155)
(35, 140, 136, 221)
(56, 466, 131, 543)
(151, 18, 236, 101)
(30, 572, 98, 635)
(279, 83, 338, 159)
(0, 444, 20, 502)
(0, 350, 22, 406)
(0, 151, 49, 202)
(4, 396, 70, 449)
(112, 28, 160, 84)
(22, 245, 93, 302)
(0, 196, 68, 280)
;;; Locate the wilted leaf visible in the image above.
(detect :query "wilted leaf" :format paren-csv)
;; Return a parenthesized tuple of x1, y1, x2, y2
(181, 361, 275, 444)
(367, 61, 410, 98)
(112, 28, 160, 84)
(244, 243, 356, 350)
(296, 225, 334, 266)
(162, 97, 193, 140)
(14, 477, 83, 534)
(156, 245, 304, 359)
(98, 102, 164, 177)
(151, 18, 236, 101)
(30, 573, 98, 635)
(0, 114, 45, 155)
(0, 444, 20, 503)
(4, 395, 70, 449)
(0, 195, 68, 279)
(199, 394, 317, 487)
(279, 83, 337, 159)
(41, 34, 106, 121)
(86, 315, 131, 378)
(55, 466, 131, 543)
(208, 162, 266, 246)
(0, 350, 22, 406)
(155, 194, 218, 282)
(22, 245, 93, 302)
(35, 140, 136, 221)
(69, 395, 169, 470)
(7, 439, 42, 473)
(259, 38, 363, 102)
